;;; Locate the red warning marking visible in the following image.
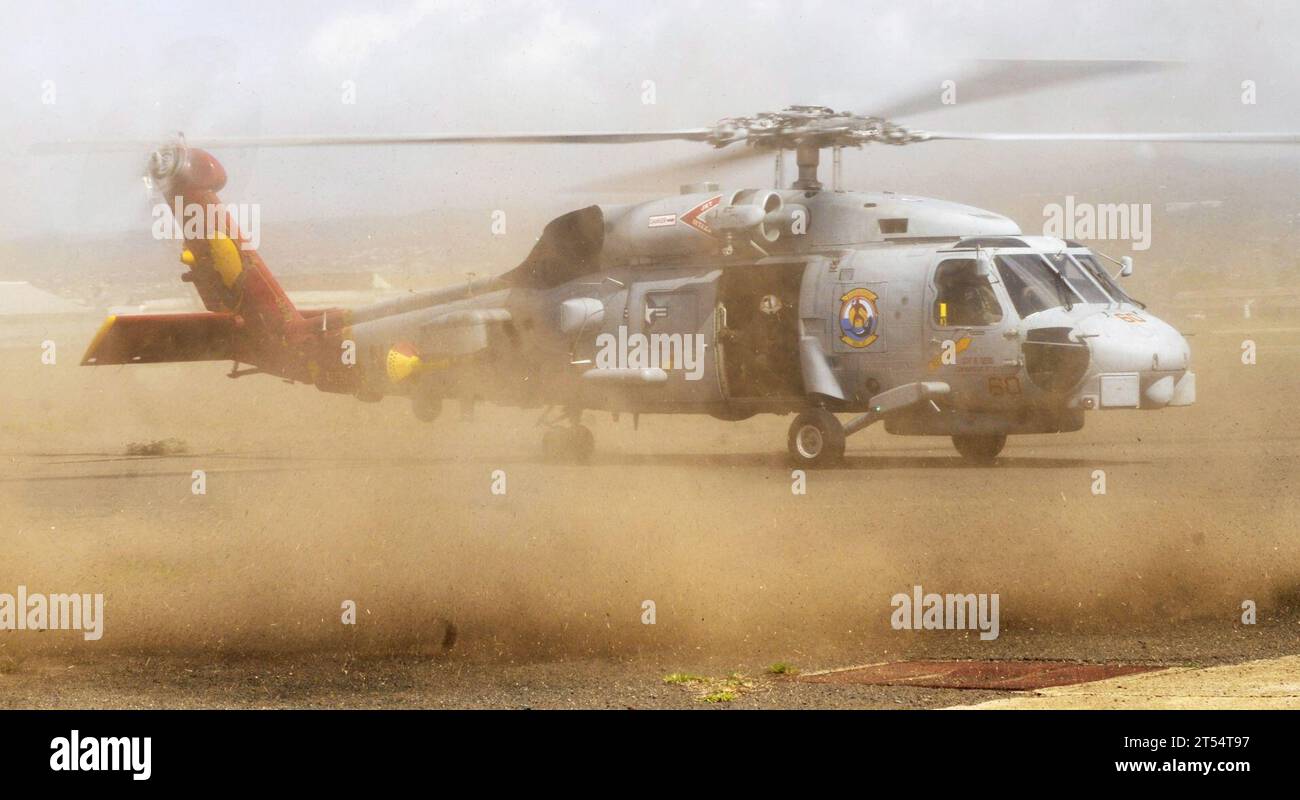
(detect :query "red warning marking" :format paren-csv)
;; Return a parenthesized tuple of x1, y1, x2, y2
(679, 195, 722, 235)
(797, 660, 1161, 691)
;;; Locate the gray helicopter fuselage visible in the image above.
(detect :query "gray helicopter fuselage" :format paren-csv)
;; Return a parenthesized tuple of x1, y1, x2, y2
(343, 188, 1194, 435)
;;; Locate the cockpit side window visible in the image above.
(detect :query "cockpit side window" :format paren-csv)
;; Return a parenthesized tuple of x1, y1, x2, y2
(932, 258, 1003, 327)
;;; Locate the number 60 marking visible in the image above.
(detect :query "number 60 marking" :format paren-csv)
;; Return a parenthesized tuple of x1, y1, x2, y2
(988, 376, 1022, 396)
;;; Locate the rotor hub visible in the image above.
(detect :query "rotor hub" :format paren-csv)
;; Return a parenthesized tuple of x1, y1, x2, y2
(706, 106, 930, 190)
(708, 106, 928, 152)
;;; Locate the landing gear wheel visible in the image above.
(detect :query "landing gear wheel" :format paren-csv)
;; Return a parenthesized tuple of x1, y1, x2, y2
(570, 424, 595, 462)
(542, 425, 595, 463)
(412, 393, 442, 423)
(952, 433, 1006, 464)
(542, 428, 563, 460)
(787, 409, 845, 468)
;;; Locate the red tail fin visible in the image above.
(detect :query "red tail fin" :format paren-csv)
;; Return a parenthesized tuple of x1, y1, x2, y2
(83, 145, 324, 381)
(151, 146, 299, 335)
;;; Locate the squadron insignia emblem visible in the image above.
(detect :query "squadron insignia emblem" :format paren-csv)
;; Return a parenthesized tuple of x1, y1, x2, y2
(838, 287, 880, 348)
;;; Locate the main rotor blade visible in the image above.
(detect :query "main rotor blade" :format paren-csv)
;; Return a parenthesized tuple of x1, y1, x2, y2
(922, 131, 1300, 144)
(568, 142, 769, 194)
(873, 59, 1172, 121)
(32, 129, 715, 154)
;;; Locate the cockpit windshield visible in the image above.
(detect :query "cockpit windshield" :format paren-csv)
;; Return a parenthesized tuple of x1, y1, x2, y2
(1043, 252, 1111, 303)
(1070, 252, 1137, 305)
(994, 253, 1081, 317)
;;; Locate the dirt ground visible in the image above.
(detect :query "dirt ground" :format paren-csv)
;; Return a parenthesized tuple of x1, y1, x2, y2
(0, 317, 1297, 708)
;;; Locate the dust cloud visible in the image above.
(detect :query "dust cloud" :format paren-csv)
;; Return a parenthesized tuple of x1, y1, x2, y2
(2, 319, 1298, 666)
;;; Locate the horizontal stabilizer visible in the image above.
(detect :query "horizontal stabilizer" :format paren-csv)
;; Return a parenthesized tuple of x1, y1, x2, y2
(82, 313, 238, 366)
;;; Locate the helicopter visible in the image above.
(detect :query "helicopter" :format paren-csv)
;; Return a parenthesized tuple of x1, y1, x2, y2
(69, 70, 1300, 466)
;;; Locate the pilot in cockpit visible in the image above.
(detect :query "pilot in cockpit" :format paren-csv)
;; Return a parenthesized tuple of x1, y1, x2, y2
(933, 259, 1003, 327)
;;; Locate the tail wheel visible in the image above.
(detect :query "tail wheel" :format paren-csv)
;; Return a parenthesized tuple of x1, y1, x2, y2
(787, 409, 845, 467)
(542, 425, 595, 463)
(571, 425, 595, 462)
(412, 393, 442, 422)
(952, 433, 1006, 464)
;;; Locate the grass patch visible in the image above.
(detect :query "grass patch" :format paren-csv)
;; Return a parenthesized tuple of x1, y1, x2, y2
(662, 672, 705, 685)
(663, 671, 760, 703)
(126, 438, 189, 457)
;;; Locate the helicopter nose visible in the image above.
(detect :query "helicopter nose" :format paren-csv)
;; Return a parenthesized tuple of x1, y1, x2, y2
(1076, 311, 1194, 409)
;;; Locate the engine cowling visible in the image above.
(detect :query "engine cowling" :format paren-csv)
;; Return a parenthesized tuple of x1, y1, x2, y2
(601, 189, 808, 262)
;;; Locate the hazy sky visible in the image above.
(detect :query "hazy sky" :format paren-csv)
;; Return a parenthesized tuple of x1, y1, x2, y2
(3, 0, 1299, 242)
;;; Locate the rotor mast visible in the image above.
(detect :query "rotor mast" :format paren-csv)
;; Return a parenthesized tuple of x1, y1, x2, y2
(786, 142, 843, 191)
(792, 144, 821, 190)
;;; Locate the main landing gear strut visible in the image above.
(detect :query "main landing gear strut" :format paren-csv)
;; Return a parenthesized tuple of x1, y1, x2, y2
(784, 381, 1007, 467)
